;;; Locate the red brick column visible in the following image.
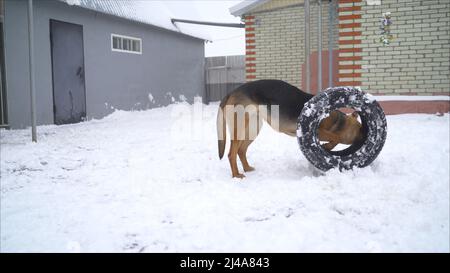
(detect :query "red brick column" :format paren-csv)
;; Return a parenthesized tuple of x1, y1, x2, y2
(337, 0, 362, 86)
(245, 15, 256, 81)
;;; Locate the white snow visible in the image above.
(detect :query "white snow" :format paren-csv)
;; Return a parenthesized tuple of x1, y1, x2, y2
(179, 95, 187, 102)
(148, 93, 154, 104)
(65, 0, 81, 6)
(1, 102, 449, 252)
(364, 94, 376, 103)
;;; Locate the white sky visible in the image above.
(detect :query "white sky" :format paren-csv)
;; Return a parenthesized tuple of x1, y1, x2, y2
(163, 0, 245, 57)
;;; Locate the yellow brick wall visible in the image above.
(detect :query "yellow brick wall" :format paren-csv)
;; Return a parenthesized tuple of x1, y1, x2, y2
(360, 0, 450, 95)
(244, 0, 338, 90)
(243, 0, 450, 96)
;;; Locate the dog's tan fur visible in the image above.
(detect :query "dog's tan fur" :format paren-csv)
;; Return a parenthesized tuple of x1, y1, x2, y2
(318, 111, 363, 151)
(217, 81, 363, 178)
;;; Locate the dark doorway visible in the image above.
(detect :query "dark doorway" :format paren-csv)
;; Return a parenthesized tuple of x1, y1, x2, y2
(50, 19, 86, 125)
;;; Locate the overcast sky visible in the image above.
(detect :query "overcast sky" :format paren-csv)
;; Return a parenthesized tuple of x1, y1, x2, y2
(164, 0, 245, 57)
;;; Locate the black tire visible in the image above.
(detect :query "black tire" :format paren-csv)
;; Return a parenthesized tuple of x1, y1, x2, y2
(297, 87, 387, 171)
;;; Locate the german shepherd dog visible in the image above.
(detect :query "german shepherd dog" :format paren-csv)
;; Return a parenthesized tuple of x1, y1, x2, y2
(217, 79, 363, 178)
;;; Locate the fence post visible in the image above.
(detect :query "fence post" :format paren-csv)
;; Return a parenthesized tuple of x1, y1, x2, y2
(27, 0, 37, 142)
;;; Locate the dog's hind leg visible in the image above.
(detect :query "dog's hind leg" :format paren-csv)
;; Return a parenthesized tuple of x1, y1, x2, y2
(228, 140, 245, 178)
(238, 140, 255, 172)
(238, 116, 261, 172)
(227, 110, 246, 178)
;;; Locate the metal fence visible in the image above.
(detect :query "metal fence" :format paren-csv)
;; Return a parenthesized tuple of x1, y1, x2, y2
(204, 55, 245, 104)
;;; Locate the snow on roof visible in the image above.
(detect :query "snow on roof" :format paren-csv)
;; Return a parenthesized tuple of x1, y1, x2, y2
(229, 0, 271, 16)
(60, 0, 210, 40)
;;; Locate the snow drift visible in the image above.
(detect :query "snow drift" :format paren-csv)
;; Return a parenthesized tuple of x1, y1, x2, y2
(0, 102, 448, 252)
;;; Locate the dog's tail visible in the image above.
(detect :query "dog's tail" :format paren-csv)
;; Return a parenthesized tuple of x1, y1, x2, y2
(217, 94, 230, 159)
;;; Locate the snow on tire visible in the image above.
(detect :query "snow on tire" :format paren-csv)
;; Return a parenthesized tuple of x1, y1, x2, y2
(297, 87, 387, 172)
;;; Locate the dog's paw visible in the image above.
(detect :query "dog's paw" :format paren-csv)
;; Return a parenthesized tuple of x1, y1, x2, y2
(244, 166, 255, 172)
(233, 173, 246, 179)
(321, 142, 336, 151)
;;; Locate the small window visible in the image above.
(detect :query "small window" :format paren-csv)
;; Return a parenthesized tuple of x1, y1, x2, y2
(111, 34, 142, 54)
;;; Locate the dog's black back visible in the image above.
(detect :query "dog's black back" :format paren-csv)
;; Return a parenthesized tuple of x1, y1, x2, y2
(233, 79, 314, 122)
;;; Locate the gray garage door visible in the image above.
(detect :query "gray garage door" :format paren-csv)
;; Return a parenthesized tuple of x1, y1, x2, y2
(50, 19, 86, 125)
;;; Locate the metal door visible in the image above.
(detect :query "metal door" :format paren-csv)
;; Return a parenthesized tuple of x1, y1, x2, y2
(50, 19, 86, 125)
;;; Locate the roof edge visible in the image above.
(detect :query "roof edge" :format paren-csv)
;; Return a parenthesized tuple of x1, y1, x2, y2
(229, 0, 271, 16)
(59, 0, 209, 41)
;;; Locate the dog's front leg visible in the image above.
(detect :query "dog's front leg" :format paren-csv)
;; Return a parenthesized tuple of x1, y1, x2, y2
(322, 141, 338, 151)
(318, 129, 340, 151)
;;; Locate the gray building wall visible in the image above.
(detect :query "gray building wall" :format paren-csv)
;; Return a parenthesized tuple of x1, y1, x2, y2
(4, 0, 205, 128)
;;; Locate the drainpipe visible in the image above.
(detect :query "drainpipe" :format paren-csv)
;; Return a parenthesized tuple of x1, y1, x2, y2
(171, 18, 245, 28)
(328, 0, 334, 88)
(27, 0, 37, 142)
(318, 0, 323, 93)
(304, 0, 310, 93)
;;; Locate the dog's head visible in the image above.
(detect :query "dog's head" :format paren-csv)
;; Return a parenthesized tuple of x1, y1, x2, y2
(344, 111, 364, 143)
(336, 111, 364, 145)
(319, 110, 364, 145)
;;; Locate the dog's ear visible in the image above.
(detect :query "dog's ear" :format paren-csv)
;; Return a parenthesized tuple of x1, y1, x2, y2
(351, 111, 359, 119)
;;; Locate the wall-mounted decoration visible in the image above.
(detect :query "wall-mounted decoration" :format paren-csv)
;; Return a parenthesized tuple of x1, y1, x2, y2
(379, 11, 393, 45)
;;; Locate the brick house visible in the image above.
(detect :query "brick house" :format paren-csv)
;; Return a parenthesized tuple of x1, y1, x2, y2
(230, 0, 450, 114)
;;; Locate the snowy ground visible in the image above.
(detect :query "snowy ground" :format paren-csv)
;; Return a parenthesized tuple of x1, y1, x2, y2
(1, 101, 449, 252)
